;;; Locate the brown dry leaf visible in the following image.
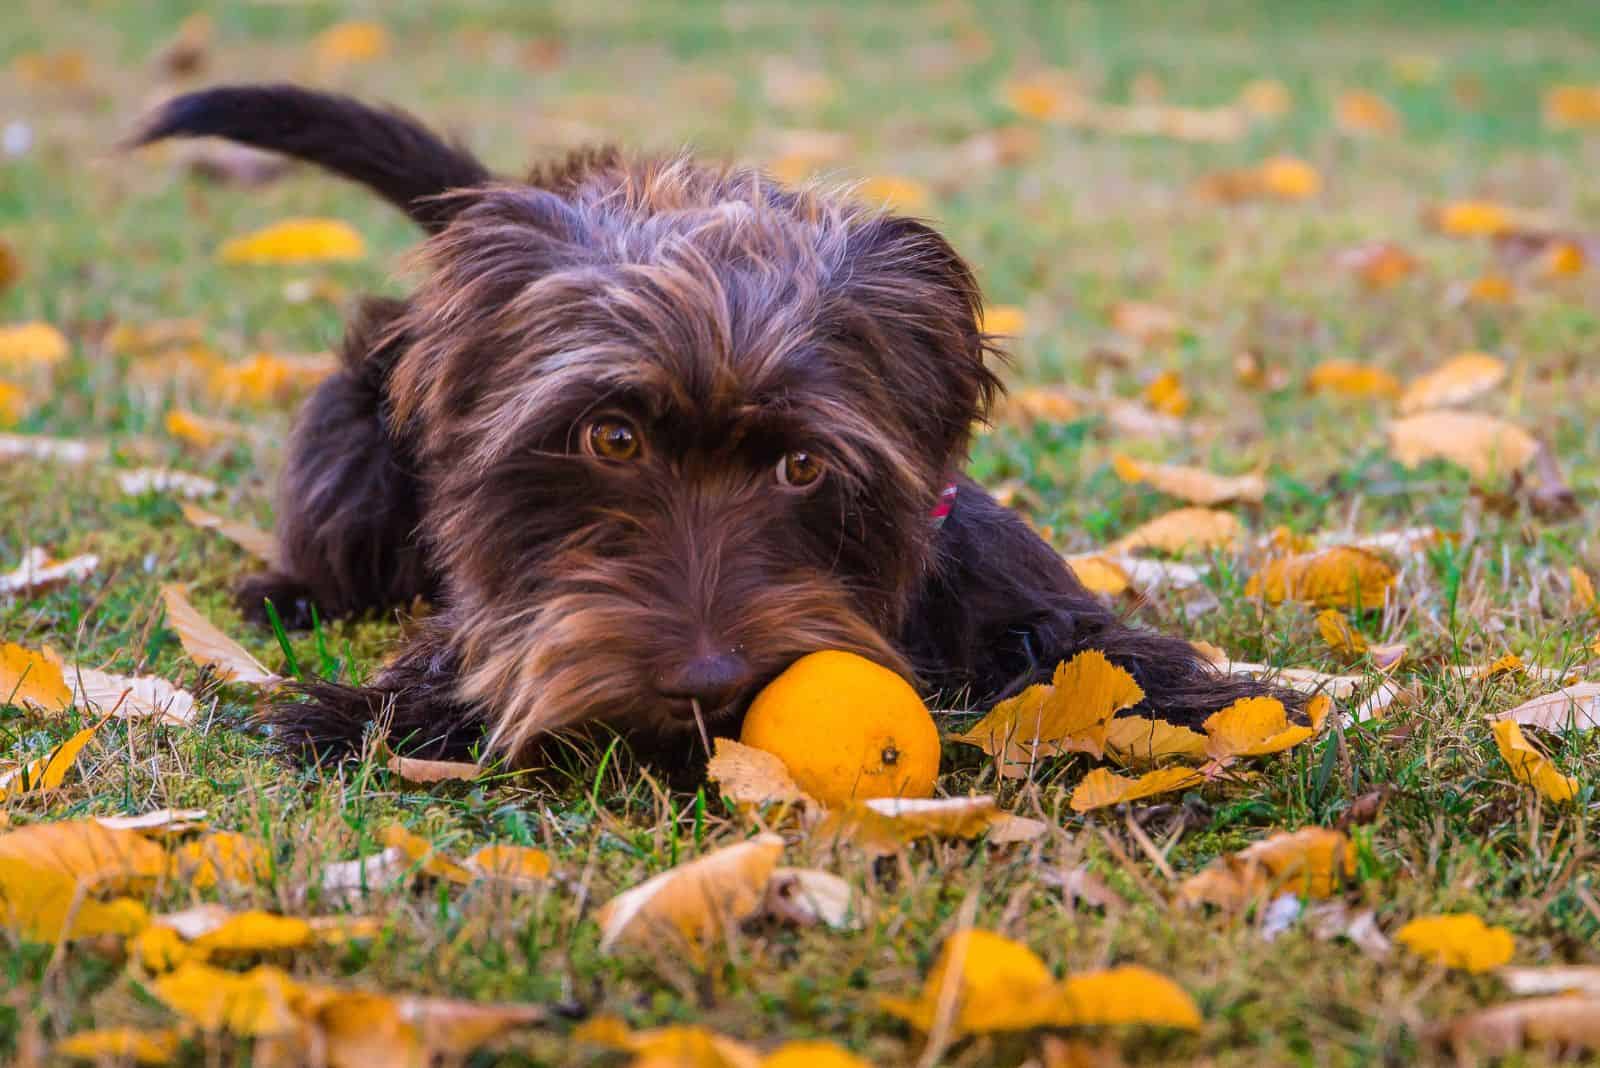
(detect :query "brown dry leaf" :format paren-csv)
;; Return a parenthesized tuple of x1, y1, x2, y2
(150, 961, 302, 1035)
(1387, 410, 1538, 480)
(96, 809, 208, 834)
(0, 321, 69, 371)
(1445, 995, 1600, 1058)
(1572, 566, 1597, 615)
(1306, 359, 1402, 399)
(596, 834, 784, 959)
(1544, 84, 1600, 128)
(0, 819, 168, 888)
(165, 409, 251, 449)
(575, 1016, 761, 1068)
(815, 796, 1045, 855)
(313, 21, 391, 65)
(171, 831, 271, 890)
(379, 825, 475, 884)
(1490, 683, 1600, 732)
(1246, 546, 1396, 609)
(318, 846, 409, 901)
(384, 752, 481, 784)
(160, 585, 279, 686)
(1, 641, 71, 712)
(955, 650, 1145, 773)
(1177, 827, 1354, 909)
(0, 546, 100, 598)
(1106, 507, 1242, 556)
(1335, 90, 1401, 134)
(0, 238, 20, 292)
(762, 867, 866, 930)
(55, 1027, 181, 1065)
(706, 738, 812, 806)
(1103, 716, 1208, 764)
(1334, 241, 1419, 288)
(1399, 352, 1507, 414)
(1308, 902, 1392, 960)
(179, 502, 279, 565)
(218, 218, 366, 265)
(302, 988, 549, 1067)
(993, 385, 1082, 426)
(1490, 720, 1578, 803)
(0, 725, 99, 799)
(1069, 766, 1205, 812)
(1395, 913, 1515, 973)
(1111, 454, 1266, 505)
(462, 844, 553, 888)
(154, 12, 211, 76)
(1110, 301, 1180, 345)
(48, 649, 198, 726)
(1499, 966, 1600, 997)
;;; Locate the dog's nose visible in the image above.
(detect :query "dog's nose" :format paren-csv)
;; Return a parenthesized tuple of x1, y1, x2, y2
(657, 652, 755, 709)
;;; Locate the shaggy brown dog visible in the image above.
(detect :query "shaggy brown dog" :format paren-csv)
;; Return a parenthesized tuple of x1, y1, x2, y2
(137, 85, 1289, 763)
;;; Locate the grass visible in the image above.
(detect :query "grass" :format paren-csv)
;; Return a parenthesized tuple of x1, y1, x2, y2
(2, 0, 1598, 1064)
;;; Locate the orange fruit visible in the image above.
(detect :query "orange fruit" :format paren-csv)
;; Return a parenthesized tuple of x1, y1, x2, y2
(740, 651, 940, 807)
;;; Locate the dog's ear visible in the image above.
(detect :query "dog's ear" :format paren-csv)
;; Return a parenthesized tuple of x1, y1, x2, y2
(831, 214, 1003, 466)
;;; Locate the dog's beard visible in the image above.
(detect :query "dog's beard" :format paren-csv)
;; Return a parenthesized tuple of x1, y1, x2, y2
(452, 553, 912, 761)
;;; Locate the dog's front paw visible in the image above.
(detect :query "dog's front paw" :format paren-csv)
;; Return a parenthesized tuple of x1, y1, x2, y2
(235, 571, 319, 629)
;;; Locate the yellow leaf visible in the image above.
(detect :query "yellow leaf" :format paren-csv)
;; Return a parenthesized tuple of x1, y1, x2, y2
(1110, 301, 1180, 345)
(1111, 454, 1266, 506)
(0, 321, 68, 370)
(1246, 546, 1396, 609)
(1430, 199, 1516, 237)
(0, 723, 97, 798)
(208, 352, 337, 406)
(1257, 156, 1321, 200)
(1387, 410, 1538, 480)
(878, 929, 1056, 1034)
(0, 858, 148, 942)
(103, 319, 204, 356)
(303, 988, 550, 1067)
(1464, 274, 1514, 304)
(596, 834, 784, 960)
(1065, 554, 1132, 595)
(161, 585, 279, 686)
(179, 503, 279, 566)
(1400, 352, 1507, 413)
(762, 1039, 873, 1068)
(171, 831, 270, 890)
(707, 737, 813, 806)
(956, 650, 1144, 773)
(1490, 720, 1578, 803)
(1141, 371, 1189, 416)
(1316, 609, 1368, 656)
(55, 1027, 180, 1065)
(1177, 827, 1354, 909)
(1335, 90, 1401, 134)
(1000, 71, 1087, 122)
(1396, 914, 1515, 973)
(164, 408, 250, 448)
(0, 382, 29, 426)
(218, 217, 366, 265)
(1571, 567, 1597, 615)
(1202, 696, 1316, 760)
(1335, 241, 1419, 289)
(313, 20, 391, 64)
(1103, 716, 1208, 764)
(815, 796, 1045, 855)
(190, 911, 313, 954)
(1539, 240, 1586, 278)
(1051, 966, 1202, 1030)
(1306, 359, 1402, 399)
(379, 824, 475, 884)
(0, 819, 167, 888)
(11, 50, 89, 88)
(462, 844, 553, 887)
(151, 962, 302, 1035)
(575, 1016, 761, 1068)
(980, 304, 1027, 337)
(856, 176, 931, 213)
(1069, 766, 1205, 812)
(1543, 84, 1600, 128)
(1237, 79, 1292, 118)
(1106, 507, 1242, 556)
(1, 641, 71, 713)
(994, 386, 1082, 426)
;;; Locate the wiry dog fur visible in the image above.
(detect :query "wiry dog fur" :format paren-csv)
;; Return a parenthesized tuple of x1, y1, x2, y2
(136, 85, 1295, 763)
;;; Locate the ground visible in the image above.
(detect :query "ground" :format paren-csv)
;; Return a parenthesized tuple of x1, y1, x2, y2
(1, 1, 1597, 1065)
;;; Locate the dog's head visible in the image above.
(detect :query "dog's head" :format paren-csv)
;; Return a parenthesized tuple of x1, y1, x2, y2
(385, 156, 1000, 756)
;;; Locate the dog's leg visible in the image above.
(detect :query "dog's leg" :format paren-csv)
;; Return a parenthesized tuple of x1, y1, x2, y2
(902, 477, 1298, 726)
(237, 299, 435, 627)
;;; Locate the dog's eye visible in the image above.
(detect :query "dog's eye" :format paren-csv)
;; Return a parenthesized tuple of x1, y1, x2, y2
(585, 419, 641, 461)
(776, 450, 824, 489)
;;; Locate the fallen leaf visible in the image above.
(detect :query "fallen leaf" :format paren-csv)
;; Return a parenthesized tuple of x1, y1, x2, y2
(1460, 273, 1515, 304)
(1430, 199, 1517, 237)
(1110, 301, 1180, 345)
(1, 641, 71, 712)
(1052, 966, 1202, 1030)
(596, 834, 784, 959)
(0, 819, 167, 887)
(0, 433, 101, 464)
(815, 796, 1045, 855)
(1445, 995, 1600, 1058)
(188, 911, 314, 955)
(1257, 155, 1321, 199)
(1065, 554, 1132, 595)
(1308, 902, 1392, 960)
(1499, 966, 1600, 997)
(856, 176, 931, 213)
(1543, 85, 1600, 128)
(179, 502, 279, 565)
(50, 655, 198, 727)
(1141, 371, 1189, 416)
(0, 382, 30, 425)
(1572, 566, 1597, 615)
(384, 752, 481, 784)
(318, 846, 409, 901)
(302, 988, 550, 1067)
(993, 386, 1082, 426)
(1247, 546, 1396, 609)
(877, 929, 1056, 1034)
(575, 1016, 761, 1068)
(1490, 683, 1600, 732)
(379, 825, 475, 884)
(1177, 827, 1354, 909)
(150, 962, 302, 1035)
(117, 467, 218, 499)
(762, 1039, 874, 1068)
(160, 585, 279, 686)
(218, 218, 366, 265)
(1396, 913, 1515, 973)
(313, 21, 391, 65)
(1335, 90, 1401, 134)
(0, 725, 98, 799)
(1490, 720, 1578, 803)
(762, 867, 866, 930)
(1399, 352, 1507, 414)
(165, 408, 251, 448)
(1306, 359, 1402, 399)
(153, 11, 211, 76)
(171, 831, 270, 890)
(462, 844, 553, 887)
(1103, 716, 1208, 764)
(1334, 241, 1419, 289)
(95, 808, 208, 833)
(1106, 507, 1242, 556)
(980, 305, 1027, 337)
(12, 49, 89, 88)
(0, 238, 20, 291)
(1111, 454, 1265, 505)
(0, 857, 148, 942)
(1069, 766, 1205, 812)
(207, 352, 337, 406)
(0, 546, 100, 598)
(1203, 695, 1322, 760)
(55, 1028, 180, 1065)
(956, 650, 1145, 772)
(707, 737, 812, 806)
(0, 321, 68, 370)
(1001, 71, 1088, 122)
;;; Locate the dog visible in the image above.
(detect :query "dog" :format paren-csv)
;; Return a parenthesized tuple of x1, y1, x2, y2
(135, 85, 1290, 764)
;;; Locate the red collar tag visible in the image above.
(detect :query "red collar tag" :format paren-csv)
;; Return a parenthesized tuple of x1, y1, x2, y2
(930, 482, 957, 528)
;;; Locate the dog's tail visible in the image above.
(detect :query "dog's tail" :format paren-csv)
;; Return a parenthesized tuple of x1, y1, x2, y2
(131, 84, 492, 233)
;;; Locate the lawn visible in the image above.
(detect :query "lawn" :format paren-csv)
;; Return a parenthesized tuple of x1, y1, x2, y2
(2, 1, 1598, 1065)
